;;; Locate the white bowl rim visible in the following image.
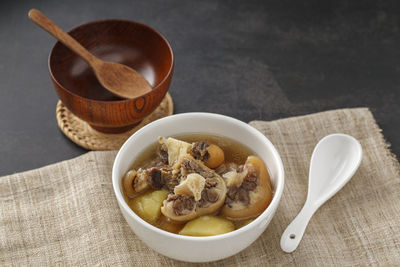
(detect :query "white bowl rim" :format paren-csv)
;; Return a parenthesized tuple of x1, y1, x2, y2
(112, 112, 285, 242)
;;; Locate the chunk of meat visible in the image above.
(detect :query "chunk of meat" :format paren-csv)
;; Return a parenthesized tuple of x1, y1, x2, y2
(162, 171, 180, 192)
(241, 165, 258, 191)
(198, 187, 220, 207)
(221, 156, 273, 219)
(225, 187, 250, 207)
(158, 145, 169, 165)
(148, 167, 162, 189)
(205, 177, 218, 188)
(224, 164, 258, 207)
(190, 141, 210, 161)
(141, 151, 168, 169)
(133, 169, 152, 193)
(215, 164, 226, 175)
(238, 188, 250, 205)
(181, 157, 214, 178)
(133, 165, 179, 193)
(161, 154, 227, 222)
(205, 189, 219, 202)
(167, 195, 196, 216)
(226, 186, 238, 203)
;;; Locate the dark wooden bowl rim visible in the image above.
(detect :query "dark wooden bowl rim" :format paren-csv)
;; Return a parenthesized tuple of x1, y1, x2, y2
(48, 18, 174, 104)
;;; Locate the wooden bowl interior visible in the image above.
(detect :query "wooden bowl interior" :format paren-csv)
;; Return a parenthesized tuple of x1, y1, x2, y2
(50, 20, 172, 101)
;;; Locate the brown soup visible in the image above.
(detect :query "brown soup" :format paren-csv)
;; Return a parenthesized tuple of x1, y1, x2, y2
(122, 134, 273, 236)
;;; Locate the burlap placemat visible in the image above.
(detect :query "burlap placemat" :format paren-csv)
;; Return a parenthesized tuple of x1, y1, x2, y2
(1, 108, 399, 266)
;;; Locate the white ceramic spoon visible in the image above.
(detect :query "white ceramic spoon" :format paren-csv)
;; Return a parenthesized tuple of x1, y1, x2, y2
(280, 133, 362, 253)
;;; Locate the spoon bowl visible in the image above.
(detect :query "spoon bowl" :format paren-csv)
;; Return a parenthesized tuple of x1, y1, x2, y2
(94, 60, 152, 99)
(280, 134, 362, 253)
(308, 134, 363, 205)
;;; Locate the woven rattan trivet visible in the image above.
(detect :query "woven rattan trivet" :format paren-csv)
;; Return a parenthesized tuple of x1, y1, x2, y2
(56, 93, 173, 150)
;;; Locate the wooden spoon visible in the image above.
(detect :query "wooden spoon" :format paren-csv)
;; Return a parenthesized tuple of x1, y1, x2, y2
(28, 9, 152, 99)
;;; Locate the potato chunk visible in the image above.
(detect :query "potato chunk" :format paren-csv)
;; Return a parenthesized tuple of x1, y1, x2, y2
(129, 190, 169, 224)
(179, 215, 234, 236)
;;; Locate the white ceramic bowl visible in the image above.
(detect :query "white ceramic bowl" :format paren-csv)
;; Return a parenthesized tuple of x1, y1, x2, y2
(112, 113, 285, 262)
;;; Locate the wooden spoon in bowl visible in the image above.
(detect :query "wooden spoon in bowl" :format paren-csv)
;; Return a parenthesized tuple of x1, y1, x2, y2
(28, 9, 152, 99)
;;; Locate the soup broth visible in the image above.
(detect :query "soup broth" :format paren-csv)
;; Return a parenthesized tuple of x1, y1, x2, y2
(130, 134, 254, 170)
(122, 134, 273, 236)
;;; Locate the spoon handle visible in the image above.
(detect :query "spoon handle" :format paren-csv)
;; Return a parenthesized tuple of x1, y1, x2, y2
(280, 201, 317, 253)
(28, 9, 98, 65)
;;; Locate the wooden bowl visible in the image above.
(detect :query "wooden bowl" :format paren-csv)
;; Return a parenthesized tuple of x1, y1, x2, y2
(49, 19, 173, 133)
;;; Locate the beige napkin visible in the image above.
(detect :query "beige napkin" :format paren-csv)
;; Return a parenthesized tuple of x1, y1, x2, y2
(1, 108, 399, 266)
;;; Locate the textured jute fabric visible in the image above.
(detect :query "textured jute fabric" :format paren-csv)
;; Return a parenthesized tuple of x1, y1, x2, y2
(1, 108, 399, 266)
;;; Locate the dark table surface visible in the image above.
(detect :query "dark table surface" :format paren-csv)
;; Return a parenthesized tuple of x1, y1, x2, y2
(1, 0, 399, 176)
